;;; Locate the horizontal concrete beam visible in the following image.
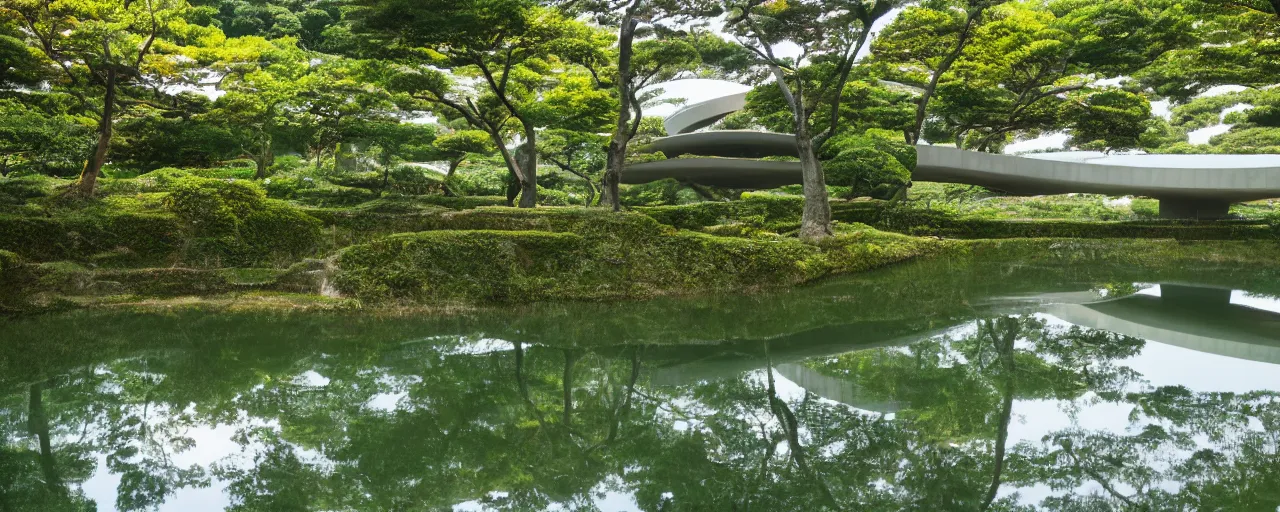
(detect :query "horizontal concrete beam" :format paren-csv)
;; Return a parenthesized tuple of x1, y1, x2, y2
(629, 85, 1280, 217)
(915, 145, 1280, 203)
(623, 158, 801, 189)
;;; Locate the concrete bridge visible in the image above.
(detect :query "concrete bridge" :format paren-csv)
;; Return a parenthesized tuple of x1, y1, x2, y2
(625, 87, 1280, 219)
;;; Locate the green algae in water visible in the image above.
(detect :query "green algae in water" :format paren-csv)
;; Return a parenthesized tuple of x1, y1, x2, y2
(2, 252, 1280, 511)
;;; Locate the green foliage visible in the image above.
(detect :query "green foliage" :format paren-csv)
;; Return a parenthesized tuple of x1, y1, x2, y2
(0, 249, 19, 276)
(0, 211, 185, 265)
(165, 176, 320, 265)
(333, 208, 937, 303)
(292, 186, 381, 207)
(445, 158, 510, 197)
(110, 104, 240, 171)
(240, 200, 323, 263)
(0, 97, 94, 177)
(616, 179, 705, 207)
(386, 165, 445, 195)
(1068, 89, 1151, 152)
(820, 134, 914, 199)
(0, 175, 62, 207)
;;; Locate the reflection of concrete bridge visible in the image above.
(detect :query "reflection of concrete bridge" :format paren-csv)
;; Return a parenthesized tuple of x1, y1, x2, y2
(1046, 285, 1280, 365)
(648, 283, 1280, 406)
(625, 87, 1280, 219)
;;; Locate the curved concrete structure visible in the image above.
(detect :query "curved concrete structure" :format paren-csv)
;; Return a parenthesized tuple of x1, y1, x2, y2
(623, 158, 803, 189)
(664, 91, 748, 135)
(645, 130, 797, 159)
(914, 146, 1280, 218)
(627, 82, 1280, 218)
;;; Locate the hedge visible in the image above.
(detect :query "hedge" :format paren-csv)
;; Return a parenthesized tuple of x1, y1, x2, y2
(0, 211, 185, 265)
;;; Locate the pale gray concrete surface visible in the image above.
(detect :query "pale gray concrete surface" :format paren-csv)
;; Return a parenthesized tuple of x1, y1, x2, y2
(631, 86, 1280, 218)
(663, 91, 747, 135)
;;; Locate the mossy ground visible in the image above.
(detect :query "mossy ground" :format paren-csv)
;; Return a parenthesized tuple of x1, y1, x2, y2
(2, 175, 1278, 315)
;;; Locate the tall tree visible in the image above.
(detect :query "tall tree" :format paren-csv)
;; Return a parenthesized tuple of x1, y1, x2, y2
(871, 0, 1008, 144)
(349, 1, 604, 208)
(723, 0, 901, 240)
(1068, 88, 1152, 153)
(563, 0, 714, 211)
(2, 0, 211, 195)
(203, 36, 310, 178)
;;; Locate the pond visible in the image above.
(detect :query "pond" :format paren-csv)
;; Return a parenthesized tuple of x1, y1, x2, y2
(2, 250, 1280, 511)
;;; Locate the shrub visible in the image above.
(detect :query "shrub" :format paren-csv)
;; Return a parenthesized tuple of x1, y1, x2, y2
(240, 200, 323, 263)
(263, 176, 316, 199)
(166, 176, 266, 237)
(332, 208, 938, 304)
(1131, 198, 1160, 219)
(0, 176, 58, 206)
(0, 249, 19, 276)
(536, 186, 580, 206)
(268, 155, 307, 177)
(448, 162, 510, 197)
(329, 171, 385, 191)
(387, 165, 445, 195)
(0, 211, 185, 265)
(820, 134, 912, 199)
(164, 176, 320, 265)
(292, 186, 380, 207)
(191, 166, 257, 180)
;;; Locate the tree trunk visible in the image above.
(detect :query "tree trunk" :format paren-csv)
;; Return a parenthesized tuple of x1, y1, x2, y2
(27, 383, 61, 492)
(443, 159, 462, 197)
(253, 139, 273, 180)
(78, 67, 116, 196)
(516, 133, 538, 208)
(562, 350, 579, 428)
(1, 154, 9, 177)
(979, 318, 1018, 511)
(796, 125, 833, 240)
(603, 16, 640, 212)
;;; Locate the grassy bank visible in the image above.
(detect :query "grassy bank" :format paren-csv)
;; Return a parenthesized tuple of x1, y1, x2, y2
(3, 174, 1279, 315)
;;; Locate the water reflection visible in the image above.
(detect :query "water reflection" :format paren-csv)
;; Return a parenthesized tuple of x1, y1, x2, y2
(2, 261, 1279, 511)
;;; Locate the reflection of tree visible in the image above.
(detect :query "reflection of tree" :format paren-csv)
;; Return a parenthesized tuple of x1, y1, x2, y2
(0, 378, 95, 511)
(1017, 386, 1280, 510)
(2, 310, 1279, 511)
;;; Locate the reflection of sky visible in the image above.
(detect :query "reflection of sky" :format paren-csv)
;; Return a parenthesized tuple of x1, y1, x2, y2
(32, 287, 1280, 511)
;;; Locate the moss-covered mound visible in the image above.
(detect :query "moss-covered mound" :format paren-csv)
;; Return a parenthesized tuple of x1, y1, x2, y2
(334, 209, 938, 304)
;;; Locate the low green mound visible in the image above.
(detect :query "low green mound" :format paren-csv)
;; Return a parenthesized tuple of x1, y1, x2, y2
(0, 210, 185, 265)
(0, 249, 19, 280)
(334, 210, 937, 304)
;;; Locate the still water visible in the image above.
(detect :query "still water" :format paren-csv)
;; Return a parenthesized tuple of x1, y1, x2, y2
(2, 253, 1279, 511)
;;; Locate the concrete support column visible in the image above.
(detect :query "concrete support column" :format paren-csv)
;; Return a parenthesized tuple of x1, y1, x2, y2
(1158, 198, 1231, 220)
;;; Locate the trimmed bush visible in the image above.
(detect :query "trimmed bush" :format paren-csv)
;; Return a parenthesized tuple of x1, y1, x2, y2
(164, 176, 321, 266)
(0, 249, 19, 279)
(387, 165, 445, 195)
(0, 176, 59, 206)
(637, 193, 806, 230)
(240, 201, 323, 263)
(167, 176, 266, 236)
(293, 186, 381, 207)
(0, 211, 185, 265)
